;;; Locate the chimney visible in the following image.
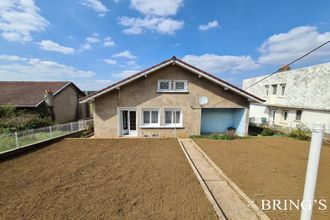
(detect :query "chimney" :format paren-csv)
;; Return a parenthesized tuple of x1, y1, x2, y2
(278, 65, 291, 72)
(44, 89, 54, 106)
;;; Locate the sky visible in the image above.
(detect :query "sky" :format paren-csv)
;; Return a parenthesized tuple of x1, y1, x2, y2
(0, 0, 330, 91)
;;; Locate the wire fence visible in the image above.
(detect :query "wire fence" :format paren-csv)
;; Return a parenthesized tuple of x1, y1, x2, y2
(249, 117, 330, 134)
(0, 119, 93, 153)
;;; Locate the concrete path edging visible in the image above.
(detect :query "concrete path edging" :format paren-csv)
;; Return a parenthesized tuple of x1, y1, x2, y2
(179, 138, 270, 220)
(178, 138, 227, 219)
(189, 139, 270, 220)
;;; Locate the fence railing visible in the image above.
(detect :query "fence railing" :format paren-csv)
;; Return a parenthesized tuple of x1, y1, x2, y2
(0, 119, 93, 153)
(249, 117, 330, 134)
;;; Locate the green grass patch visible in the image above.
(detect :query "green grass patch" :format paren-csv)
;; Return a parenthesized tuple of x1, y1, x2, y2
(0, 130, 68, 153)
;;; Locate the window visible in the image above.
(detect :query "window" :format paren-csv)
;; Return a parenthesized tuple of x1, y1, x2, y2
(296, 110, 302, 121)
(157, 80, 188, 92)
(173, 80, 187, 91)
(272, 84, 277, 95)
(283, 111, 288, 121)
(164, 108, 182, 126)
(142, 109, 159, 125)
(265, 85, 269, 96)
(280, 84, 286, 96)
(158, 80, 171, 91)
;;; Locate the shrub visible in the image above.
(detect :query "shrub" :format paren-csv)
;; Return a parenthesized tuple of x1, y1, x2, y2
(261, 127, 275, 136)
(289, 123, 311, 140)
(0, 105, 17, 117)
(0, 107, 55, 133)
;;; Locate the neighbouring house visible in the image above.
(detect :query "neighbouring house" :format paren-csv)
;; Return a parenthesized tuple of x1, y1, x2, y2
(80, 56, 264, 138)
(243, 62, 330, 133)
(0, 81, 90, 123)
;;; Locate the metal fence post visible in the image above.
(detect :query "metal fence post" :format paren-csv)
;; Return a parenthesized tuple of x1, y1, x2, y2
(49, 126, 52, 137)
(14, 131, 19, 148)
(300, 123, 324, 220)
(70, 122, 73, 132)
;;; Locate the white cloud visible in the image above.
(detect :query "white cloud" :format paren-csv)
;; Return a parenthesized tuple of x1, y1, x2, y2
(182, 54, 260, 73)
(0, 0, 48, 42)
(258, 26, 330, 65)
(103, 59, 117, 65)
(130, 0, 183, 16)
(199, 20, 219, 31)
(112, 69, 139, 79)
(0, 54, 95, 81)
(103, 36, 115, 47)
(0, 54, 27, 61)
(119, 16, 184, 35)
(113, 50, 137, 59)
(80, 0, 109, 16)
(38, 40, 75, 54)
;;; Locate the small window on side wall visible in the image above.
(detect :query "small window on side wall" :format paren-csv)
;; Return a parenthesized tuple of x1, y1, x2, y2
(296, 110, 302, 121)
(265, 85, 269, 96)
(280, 84, 286, 96)
(272, 84, 277, 95)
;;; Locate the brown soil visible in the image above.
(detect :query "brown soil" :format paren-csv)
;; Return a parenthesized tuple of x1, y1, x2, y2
(0, 138, 217, 219)
(195, 136, 330, 220)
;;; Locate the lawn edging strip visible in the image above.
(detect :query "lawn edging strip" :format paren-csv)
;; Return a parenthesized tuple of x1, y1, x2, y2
(190, 139, 270, 220)
(177, 138, 226, 220)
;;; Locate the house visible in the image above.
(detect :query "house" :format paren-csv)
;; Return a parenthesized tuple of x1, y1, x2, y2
(0, 81, 90, 123)
(243, 62, 330, 133)
(80, 57, 263, 138)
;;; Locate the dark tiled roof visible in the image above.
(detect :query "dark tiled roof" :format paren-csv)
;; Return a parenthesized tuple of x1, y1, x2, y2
(0, 81, 71, 107)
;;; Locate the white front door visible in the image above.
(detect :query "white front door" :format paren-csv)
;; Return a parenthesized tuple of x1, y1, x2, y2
(121, 110, 137, 136)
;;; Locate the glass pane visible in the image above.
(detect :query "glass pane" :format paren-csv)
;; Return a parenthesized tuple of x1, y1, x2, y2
(143, 111, 150, 124)
(151, 111, 158, 123)
(129, 111, 136, 130)
(122, 111, 128, 129)
(165, 111, 172, 124)
(175, 81, 185, 90)
(272, 85, 277, 95)
(175, 111, 181, 123)
(159, 81, 170, 90)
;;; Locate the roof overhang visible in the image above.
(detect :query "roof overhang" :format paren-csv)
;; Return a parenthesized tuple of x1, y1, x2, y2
(80, 57, 264, 104)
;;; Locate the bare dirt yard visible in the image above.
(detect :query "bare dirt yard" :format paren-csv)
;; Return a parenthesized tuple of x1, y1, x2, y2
(0, 138, 217, 219)
(195, 136, 330, 220)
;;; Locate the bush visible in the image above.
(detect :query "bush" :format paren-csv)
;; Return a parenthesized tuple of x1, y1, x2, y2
(0, 106, 55, 133)
(261, 128, 275, 136)
(288, 123, 311, 140)
(0, 105, 17, 117)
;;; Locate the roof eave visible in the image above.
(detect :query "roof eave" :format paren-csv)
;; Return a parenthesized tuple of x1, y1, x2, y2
(80, 57, 264, 104)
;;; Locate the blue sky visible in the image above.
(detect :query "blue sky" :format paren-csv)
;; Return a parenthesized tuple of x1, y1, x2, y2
(0, 0, 330, 90)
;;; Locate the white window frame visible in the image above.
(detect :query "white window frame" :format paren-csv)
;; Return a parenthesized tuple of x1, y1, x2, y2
(164, 108, 183, 127)
(173, 80, 188, 92)
(272, 84, 277, 95)
(265, 85, 269, 96)
(157, 80, 172, 92)
(157, 80, 188, 93)
(141, 108, 160, 126)
(280, 84, 286, 96)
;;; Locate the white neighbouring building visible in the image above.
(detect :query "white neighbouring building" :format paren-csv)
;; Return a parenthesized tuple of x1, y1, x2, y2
(243, 62, 330, 133)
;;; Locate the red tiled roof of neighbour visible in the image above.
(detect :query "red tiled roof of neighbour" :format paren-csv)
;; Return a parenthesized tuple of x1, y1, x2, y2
(0, 81, 83, 107)
(80, 56, 265, 103)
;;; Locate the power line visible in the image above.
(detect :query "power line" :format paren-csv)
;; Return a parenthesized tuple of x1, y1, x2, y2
(244, 40, 330, 90)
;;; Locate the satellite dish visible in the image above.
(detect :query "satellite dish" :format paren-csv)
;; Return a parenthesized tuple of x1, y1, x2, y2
(199, 96, 208, 106)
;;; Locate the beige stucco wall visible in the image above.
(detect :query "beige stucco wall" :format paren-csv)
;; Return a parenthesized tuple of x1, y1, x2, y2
(53, 86, 79, 123)
(93, 65, 249, 138)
